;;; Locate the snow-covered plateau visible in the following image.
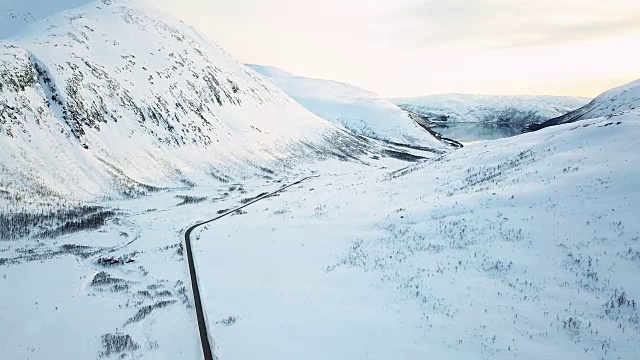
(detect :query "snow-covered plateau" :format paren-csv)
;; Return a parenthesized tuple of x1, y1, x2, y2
(1, 1, 639, 360)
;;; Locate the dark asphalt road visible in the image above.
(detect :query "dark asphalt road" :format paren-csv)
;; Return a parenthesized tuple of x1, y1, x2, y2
(184, 175, 319, 360)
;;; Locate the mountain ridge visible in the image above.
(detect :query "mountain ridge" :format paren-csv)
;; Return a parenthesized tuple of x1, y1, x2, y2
(246, 64, 445, 147)
(526, 78, 640, 131)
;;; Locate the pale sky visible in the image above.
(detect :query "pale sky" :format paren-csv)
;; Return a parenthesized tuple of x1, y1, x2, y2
(148, 0, 640, 98)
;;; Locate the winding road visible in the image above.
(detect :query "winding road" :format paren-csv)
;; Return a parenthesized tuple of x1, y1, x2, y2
(184, 175, 319, 360)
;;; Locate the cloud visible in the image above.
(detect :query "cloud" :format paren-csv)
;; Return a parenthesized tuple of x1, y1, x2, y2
(500, 13, 640, 48)
(392, 0, 640, 48)
(147, 0, 640, 97)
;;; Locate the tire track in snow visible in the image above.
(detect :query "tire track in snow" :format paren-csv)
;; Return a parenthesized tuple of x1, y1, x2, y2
(184, 175, 319, 360)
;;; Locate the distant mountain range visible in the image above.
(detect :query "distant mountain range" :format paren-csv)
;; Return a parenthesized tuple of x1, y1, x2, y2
(389, 94, 591, 124)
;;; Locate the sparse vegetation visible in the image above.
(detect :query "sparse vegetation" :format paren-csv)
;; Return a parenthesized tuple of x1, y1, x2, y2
(175, 195, 207, 206)
(381, 149, 425, 162)
(100, 332, 140, 357)
(216, 315, 239, 326)
(240, 192, 269, 204)
(91, 271, 125, 287)
(0, 205, 114, 240)
(125, 300, 177, 325)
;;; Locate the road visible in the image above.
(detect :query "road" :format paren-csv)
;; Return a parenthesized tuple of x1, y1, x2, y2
(184, 175, 319, 360)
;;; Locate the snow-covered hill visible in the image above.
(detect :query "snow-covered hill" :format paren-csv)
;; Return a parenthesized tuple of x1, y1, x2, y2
(4, 108, 638, 360)
(0, 0, 374, 202)
(246, 64, 442, 147)
(390, 94, 590, 124)
(199, 111, 640, 360)
(526, 78, 640, 131)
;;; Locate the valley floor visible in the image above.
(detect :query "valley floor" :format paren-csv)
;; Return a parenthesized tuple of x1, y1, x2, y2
(2, 111, 639, 359)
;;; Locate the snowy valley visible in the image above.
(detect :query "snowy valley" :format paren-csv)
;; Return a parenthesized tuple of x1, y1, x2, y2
(388, 94, 592, 143)
(1, 1, 639, 360)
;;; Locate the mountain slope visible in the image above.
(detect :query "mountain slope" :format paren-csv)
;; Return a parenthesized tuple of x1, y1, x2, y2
(246, 64, 443, 147)
(390, 94, 590, 124)
(0, 0, 96, 38)
(526, 78, 640, 131)
(194, 109, 640, 360)
(0, 0, 366, 202)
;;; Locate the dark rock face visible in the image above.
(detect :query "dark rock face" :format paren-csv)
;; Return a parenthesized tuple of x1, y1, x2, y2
(1, 45, 39, 138)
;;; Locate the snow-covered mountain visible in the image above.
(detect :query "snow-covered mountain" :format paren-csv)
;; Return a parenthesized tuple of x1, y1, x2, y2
(196, 110, 640, 360)
(0, 0, 371, 201)
(526, 78, 640, 131)
(2, 3, 638, 358)
(246, 64, 441, 147)
(390, 94, 590, 124)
